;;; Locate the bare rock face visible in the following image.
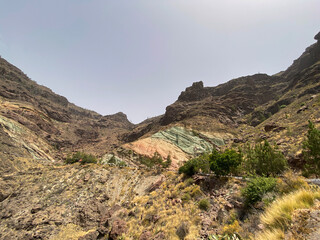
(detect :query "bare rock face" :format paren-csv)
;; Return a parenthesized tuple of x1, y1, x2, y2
(315, 31, 320, 41)
(161, 74, 288, 126)
(109, 218, 127, 240)
(178, 81, 209, 102)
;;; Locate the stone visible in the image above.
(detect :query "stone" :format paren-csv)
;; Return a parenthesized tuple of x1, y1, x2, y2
(139, 230, 152, 240)
(297, 105, 308, 113)
(78, 231, 99, 240)
(109, 218, 127, 240)
(153, 232, 166, 240)
(264, 123, 278, 132)
(31, 204, 42, 214)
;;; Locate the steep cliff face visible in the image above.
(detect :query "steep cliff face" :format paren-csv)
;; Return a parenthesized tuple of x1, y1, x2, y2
(161, 74, 289, 126)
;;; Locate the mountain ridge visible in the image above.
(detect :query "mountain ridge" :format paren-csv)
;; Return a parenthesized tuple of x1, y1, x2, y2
(0, 31, 320, 240)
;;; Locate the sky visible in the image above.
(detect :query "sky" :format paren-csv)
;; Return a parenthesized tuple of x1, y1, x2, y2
(0, 1, 319, 123)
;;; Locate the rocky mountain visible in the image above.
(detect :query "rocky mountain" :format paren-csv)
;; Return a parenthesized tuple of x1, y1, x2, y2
(0, 56, 134, 173)
(0, 31, 320, 240)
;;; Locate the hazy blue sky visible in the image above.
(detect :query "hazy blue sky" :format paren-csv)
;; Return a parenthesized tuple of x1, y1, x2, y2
(0, 0, 319, 123)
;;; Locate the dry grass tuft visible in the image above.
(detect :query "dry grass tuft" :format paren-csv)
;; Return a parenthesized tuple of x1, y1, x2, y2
(50, 224, 95, 240)
(256, 228, 284, 240)
(261, 189, 318, 229)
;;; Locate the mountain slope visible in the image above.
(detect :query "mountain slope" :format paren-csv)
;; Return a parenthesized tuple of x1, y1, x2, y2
(0, 31, 320, 240)
(120, 31, 320, 169)
(0, 57, 134, 173)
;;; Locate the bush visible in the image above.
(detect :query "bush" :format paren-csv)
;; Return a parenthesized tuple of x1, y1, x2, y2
(178, 155, 210, 176)
(176, 222, 189, 240)
(244, 140, 287, 177)
(209, 149, 242, 176)
(303, 121, 320, 177)
(139, 152, 172, 169)
(181, 193, 191, 202)
(65, 152, 97, 164)
(198, 198, 210, 211)
(241, 176, 277, 206)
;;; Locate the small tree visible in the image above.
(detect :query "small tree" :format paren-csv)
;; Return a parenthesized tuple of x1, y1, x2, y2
(209, 149, 242, 176)
(178, 154, 210, 176)
(303, 121, 320, 177)
(244, 140, 287, 177)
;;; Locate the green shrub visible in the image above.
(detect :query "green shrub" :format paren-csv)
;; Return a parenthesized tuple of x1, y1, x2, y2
(303, 121, 320, 177)
(139, 152, 171, 169)
(178, 155, 210, 176)
(162, 155, 172, 168)
(241, 176, 277, 206)
(209, 149, 242, 176)
(181, 193, 191, 202)
(65, 151, 97, 165)
(244, 140, 287, 177)
(198, 198, 210, 211)
(176, 222, 189, 240)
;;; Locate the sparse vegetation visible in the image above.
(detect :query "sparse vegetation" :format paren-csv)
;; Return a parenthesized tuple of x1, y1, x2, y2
(138, 152, 172, 169)
(65, 151, 97, 164)
(277, 171, 309, 194)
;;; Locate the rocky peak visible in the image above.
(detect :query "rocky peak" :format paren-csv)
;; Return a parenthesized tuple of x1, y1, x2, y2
(101, 112, 134, 129)
(189, 81, 204, 90)
(177, 81, 210, 102)
(282, 30, 320, 79)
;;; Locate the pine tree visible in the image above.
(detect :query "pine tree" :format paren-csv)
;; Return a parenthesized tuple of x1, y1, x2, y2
(303, 121, 320, 177)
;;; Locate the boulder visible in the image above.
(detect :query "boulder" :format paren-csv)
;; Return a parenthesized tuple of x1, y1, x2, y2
(297, 105, 308, 113)
(78, 231, 99, 240)
(264, 123, 278, 132)
(109, 218, 127, 240)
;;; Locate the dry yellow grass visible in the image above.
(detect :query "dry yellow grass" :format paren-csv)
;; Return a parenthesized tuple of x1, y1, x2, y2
(49, 224, 95, 240)
(261, 189, 318, 229)
(277, 171, 309, 194)
(123, 172, 202, 239)
(256, 228, 284, 240)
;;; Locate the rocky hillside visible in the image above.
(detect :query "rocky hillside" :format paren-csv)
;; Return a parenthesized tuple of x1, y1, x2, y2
(120, 31, 320, 169)
(0, 31, 320, 240)
(0, 57, 135, 173)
